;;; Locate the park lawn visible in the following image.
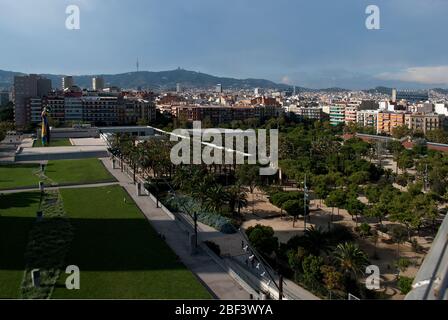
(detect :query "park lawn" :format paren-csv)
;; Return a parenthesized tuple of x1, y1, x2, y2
(53, 185, 211, 299)
(33, 138, 72, 148)
(0, 164, 41, 190)
(0, 192, 42, 298)
(44, 158, 116, 186)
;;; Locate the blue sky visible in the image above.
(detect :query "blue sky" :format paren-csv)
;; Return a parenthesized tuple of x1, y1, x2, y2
(0, 0, 447, 88)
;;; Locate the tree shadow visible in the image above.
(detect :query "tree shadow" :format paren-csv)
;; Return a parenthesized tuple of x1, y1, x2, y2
(0, 215, 194, 272)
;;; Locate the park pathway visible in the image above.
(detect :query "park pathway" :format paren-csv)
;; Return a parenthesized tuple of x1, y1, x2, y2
(0, 182, 119, 194)
(99, 158, 251, 300)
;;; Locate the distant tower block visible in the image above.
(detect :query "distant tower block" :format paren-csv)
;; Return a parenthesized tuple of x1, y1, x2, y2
(92, 77, 105, 91)
(392, 88, 397, 103)
(216, 84, 222, 93)
(176, 83, 182, 93)
(62, 76, 74, 90)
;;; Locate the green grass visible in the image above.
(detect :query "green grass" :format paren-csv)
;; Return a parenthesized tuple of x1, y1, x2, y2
(52, 185, 211, 299)
(44, 159, 116, 186)
(0, 164, 41, 190)
(33, 139, 72, 148)
(0, 159, 115, 190)
(0, 192, 42, 298)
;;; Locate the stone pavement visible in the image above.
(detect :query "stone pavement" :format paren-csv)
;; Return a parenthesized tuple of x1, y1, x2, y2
(16, 145, 108, 161)
(100, 158, 251, 300)
(0, 182, 119, 194)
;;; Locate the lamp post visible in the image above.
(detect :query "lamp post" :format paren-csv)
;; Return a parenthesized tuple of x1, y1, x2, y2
(304, 174, 309, 231)
(193, 211, 198, 248)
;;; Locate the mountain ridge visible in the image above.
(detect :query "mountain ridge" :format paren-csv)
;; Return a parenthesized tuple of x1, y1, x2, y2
(0, 69, 295, 91)
(0, 68, 444, 93)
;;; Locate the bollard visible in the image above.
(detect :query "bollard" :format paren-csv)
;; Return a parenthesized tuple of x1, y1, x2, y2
(136, 182, 141, 196)
(189, 234, 197, 255)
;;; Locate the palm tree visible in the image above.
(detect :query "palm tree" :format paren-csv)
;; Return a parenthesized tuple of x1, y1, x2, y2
(227, 184, 248, 216)
(205, 184, 227, 214)
(334, 242, 369, 279)
(191, 173, 215, 210)
(172, 166, 191, 191)
(236, 165, 260, 214)
(303, 226, 330, 256)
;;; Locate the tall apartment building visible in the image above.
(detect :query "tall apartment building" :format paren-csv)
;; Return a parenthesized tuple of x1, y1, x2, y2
(288, 106, 324, 120)
(13, 74, 52, 128)
(81, 96, 119, 125)
(405, 113, 444, 134)
(62, 76, 74, 90)
(344, 104, 359, 124)
(43, 96, 66, 124)
(377, 111, 406, 135)
(92, 77, 105, 91)
(356, 110, 378, 128)
(329, 103, 346, 126)
(122, 97, 156, 125)
(28, 98, 43, 124)
(172, 104, 282, 126)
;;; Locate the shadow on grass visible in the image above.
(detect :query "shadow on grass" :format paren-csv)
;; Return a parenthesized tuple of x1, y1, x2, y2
(0, 192, 41, 210)
(0, 215, 189, 272)
(0, 164, 40, 169)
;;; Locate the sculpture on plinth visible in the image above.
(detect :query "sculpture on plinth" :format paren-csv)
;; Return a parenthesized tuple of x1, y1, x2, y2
(41, 107, 50, 146)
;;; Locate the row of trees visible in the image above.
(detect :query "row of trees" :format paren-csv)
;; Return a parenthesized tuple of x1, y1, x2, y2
(172, 165, 249, 216)
(109, 133, 265, 217)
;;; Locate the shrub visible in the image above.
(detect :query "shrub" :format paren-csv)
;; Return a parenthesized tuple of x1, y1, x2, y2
(397, 276, 413, 294)
(165, 195, 236, 234)
(357, 223, 371, 238)
(395, 258, 412, 273)
(246, 224, 279, 255)
(270, 191, 303, 207)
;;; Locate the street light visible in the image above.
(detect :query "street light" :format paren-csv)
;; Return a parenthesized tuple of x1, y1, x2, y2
(304, 174, 309, 231)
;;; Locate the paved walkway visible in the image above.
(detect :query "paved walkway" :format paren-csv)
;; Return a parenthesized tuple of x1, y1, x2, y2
(16, 145, 108, 161)
(0, 182, 119, 194)
(99, 158, 250, 300)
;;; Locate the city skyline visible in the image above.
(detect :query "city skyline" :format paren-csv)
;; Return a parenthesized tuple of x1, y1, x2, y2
(0, 0, 448, 89)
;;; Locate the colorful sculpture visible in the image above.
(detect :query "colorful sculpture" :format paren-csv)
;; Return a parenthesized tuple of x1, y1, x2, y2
(41, 107, 50, 146)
